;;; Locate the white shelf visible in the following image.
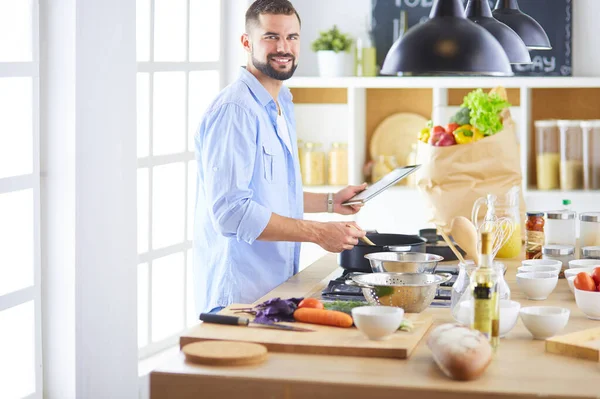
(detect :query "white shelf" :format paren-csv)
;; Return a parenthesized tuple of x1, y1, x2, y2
(287, 76, 600, 89)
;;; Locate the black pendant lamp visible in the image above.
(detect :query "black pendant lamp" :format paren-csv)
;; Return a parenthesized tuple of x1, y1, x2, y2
(380, 0, 512, 76)
(465, 0, 530, 64)
(492, 0, 551, 50)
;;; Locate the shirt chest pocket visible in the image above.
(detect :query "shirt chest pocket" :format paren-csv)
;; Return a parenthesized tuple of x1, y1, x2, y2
(261, 143, 276, 183)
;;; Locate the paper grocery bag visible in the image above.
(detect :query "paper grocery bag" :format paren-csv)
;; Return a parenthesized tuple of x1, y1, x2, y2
(415, 109, 526, 232)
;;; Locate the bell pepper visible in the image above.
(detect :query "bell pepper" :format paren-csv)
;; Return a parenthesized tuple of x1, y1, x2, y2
(453, 124, 474, 145)
(473, 127, 485, 142)
(418, 127, 430, 143)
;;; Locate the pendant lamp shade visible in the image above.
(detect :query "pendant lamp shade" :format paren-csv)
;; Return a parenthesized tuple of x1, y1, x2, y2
(380, 0, 513, 76)
(465, 0, 531, 64)
(492, 0, 551, 50)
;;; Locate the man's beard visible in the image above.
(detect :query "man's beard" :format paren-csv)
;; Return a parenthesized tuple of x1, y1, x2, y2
(252, 52, 298, 81)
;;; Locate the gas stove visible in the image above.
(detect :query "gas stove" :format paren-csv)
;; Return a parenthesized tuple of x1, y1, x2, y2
(320, 265, 459, 308)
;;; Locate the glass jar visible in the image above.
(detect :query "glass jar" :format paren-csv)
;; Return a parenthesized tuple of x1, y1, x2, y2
(327, 142, 348, 186)
(542, 244, 575, 278)
(544, 210, 577, 247)
(525, 212, 545, 260)
(535, 120, 560, 190)
(582, 246, 600, 260)
(581, 120, 600, 190)
(301, 142, 325, 186)
(558, 120, 584, 190)
(297, 140, 305, 176)
(580, 212, 600, 249)
(371, 155, 392, 183)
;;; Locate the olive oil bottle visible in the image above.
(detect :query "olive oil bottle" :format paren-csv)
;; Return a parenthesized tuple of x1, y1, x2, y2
(471, 231, 500, 350)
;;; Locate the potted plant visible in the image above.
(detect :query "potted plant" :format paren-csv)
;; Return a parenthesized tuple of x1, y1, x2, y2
(311, 25, 353, 77)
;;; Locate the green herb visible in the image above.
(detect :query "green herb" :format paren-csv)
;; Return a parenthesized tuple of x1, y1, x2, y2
(311, 25, 353, 53)
(322, 300, 368, 315)
(398, 319, 414, 332)
(461, 89, 511, 136)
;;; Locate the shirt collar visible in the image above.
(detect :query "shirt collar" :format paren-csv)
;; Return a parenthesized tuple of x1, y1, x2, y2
(239, 67, 293, 107)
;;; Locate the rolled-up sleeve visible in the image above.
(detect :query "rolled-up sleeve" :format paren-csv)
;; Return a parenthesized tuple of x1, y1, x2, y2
(197, 103, 271, 244)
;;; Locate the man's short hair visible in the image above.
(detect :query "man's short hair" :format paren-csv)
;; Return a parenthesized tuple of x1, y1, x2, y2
(245, 0, 301, 33)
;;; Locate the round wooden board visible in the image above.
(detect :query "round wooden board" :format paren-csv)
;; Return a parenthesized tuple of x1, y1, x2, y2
(182, 341, 268, 366)
(370, 112, 428, 163)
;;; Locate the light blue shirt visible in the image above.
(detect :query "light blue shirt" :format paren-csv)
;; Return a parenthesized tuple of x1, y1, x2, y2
(192, 67, 304, 314)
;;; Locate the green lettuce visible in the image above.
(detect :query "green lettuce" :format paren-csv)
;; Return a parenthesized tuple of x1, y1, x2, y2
(461, 89, 511, 136)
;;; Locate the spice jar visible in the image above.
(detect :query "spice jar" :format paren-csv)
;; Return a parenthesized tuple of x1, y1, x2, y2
(558, 120, 584, 190)
(542, 244, 575, 278)
(580, 212, 600, 249)
(525, 212, 545, 260)
(301, 142, 325, 186)
(582, 246, 600, 260)
(581, 120, 600, 190)
(535, 120, 560, 190)
(327, 142, 348, 186)
(372, 155, 392, 183)
(544, 209, 576, 247)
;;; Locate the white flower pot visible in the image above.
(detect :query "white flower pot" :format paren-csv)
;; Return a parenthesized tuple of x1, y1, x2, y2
(316, 51, 352, 77)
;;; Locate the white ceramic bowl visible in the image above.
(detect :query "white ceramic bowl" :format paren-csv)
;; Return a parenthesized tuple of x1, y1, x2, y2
(517, 265, 560, 275)
(574, 288, 600, 320)
(569, 259, 600, 269)
(521, 259, 562, 272)
(564, 266, 596, 280)
(351, 306, 404, 340)
(516, 272, 558, 300)
(454, 299, 520, 338)
(567, 275, 576, 294)
(519, 306, 570, 340)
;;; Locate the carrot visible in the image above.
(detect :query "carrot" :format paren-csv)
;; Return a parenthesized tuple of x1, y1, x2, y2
(293, 307, 353, 328)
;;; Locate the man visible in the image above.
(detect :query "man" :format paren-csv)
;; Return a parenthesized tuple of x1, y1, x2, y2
(193, 0, 367, 314)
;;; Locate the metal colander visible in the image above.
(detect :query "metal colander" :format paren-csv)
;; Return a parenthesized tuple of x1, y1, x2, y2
(346, 272, 452, 313)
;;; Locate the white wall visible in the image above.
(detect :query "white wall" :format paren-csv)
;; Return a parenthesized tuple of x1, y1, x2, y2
(292, 0, 600, 77)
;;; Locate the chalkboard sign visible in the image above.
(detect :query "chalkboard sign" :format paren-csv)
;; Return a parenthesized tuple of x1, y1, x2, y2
(371, 0, 572, 76)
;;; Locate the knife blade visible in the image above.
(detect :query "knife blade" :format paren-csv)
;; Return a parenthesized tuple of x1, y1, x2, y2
(199, 313, 315, 332)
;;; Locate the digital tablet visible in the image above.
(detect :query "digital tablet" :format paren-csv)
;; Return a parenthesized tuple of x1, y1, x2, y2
(341, 165, 421, 206)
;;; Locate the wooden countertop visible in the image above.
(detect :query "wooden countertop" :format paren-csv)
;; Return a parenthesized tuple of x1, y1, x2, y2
(150, 254, 600, 399)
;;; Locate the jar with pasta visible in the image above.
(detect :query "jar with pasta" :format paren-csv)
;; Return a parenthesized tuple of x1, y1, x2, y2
(558, 120, 584, 190)
(535, 120, 560, 190)
(301, 142, 325, 186)
(297, 140, 305, 176)
(328, 142, 348, 186)
(581, 120, 600, 190)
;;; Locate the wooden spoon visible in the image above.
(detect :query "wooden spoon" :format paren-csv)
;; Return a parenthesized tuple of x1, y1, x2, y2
(348, 224, 376, 246)
(450, 216, 479, 264)
(437, 227, 466, 264)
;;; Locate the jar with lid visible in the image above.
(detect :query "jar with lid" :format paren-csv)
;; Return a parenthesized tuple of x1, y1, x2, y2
(297, 140, 305, 176)
(542, 244, 575, 278)
(301, 142, 325, 186)
(558, 120, 584, 190)
(580, 212, 600, 249)
(544, 209, 576, 247)
(581, 120, 600, 190)
(535, 120, 560, 190)
(525, 212, 545, 260)
(327, 142, 348, 186)
(371, 155, 392, 183)
(582, 246, 600, 260)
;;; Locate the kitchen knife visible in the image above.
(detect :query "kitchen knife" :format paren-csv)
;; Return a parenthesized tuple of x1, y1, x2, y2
(199, 313, 315, 332)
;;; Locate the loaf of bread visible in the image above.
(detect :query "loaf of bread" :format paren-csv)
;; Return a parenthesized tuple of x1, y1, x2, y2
(426, 323, 493, 381)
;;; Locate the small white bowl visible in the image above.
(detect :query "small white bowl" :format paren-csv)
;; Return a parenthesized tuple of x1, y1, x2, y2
(521, 259, 562, 271)
(567, 275, 576, 294)
(516, 272, 558, 300)
(569, 259, 600, 269)
(351, 306, 404, 340)
(517, 265, 560, 275)
(564, 266, 596, 280)
(520, 306, 570, 340)
(574, 288, 600, 320)
(454, 300, 520, 338)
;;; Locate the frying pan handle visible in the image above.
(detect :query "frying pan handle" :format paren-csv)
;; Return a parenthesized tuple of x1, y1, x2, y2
(344, 279, 375, 289)
(434, 272, 453, 284)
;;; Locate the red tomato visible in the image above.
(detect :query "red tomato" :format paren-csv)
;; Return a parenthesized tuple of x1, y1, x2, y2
(298, 298, 324, 309)
(446, 122, 460, 133)
(574, 272, 597, 292)
(591, 267, 600, 286)
(432, 125, 446, 135)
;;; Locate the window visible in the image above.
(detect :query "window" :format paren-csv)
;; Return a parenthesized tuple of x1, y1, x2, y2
(136, 0, 223, 358)
(0, 1, 42, 397)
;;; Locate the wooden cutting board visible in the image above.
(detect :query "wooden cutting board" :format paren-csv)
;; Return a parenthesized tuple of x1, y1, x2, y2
(546, 327, 600, 362)
(180, 304, 433, 359)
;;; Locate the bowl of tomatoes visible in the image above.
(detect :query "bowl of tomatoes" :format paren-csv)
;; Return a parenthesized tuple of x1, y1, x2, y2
(573, 267, 600, 320)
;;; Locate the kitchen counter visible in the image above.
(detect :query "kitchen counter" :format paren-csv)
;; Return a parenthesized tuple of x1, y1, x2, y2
(150, 254, 600, 399)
